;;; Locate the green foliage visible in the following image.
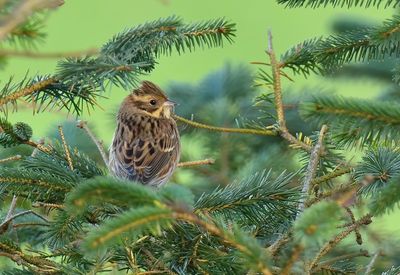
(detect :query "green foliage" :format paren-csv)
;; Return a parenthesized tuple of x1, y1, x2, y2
(65, 176, 162, 213)
(300, 95, 400, 148)
(0, 118, 32, 147)
(294, 201, 343, 246)
(195, 170, 299, 229)
(354, 147, 400, 194)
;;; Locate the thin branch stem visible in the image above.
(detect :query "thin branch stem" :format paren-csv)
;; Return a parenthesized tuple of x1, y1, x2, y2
(32, 201, 64, 209)
(178, 158, 215, 168)
(0, 77, 56, 108)
(308, 214, 372, 272)
(5, 195, 18, 221)
(30, 138, 45, 157)
(0, 210, 49, 231)
(0, 155, 21, 163)
(266, 30, 312, 152)
(297, 125, 328, 214)
(77, 120, 109, 166)
(365, 250, 380, 275)
(313, 250, 369, 272)
(174, 115, 276, 136)
(58, 125, 74, 171)
(0, 48, 99, 59)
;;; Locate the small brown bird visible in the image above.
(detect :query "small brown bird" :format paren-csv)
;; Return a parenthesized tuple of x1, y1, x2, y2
(109, 81, 180, 187)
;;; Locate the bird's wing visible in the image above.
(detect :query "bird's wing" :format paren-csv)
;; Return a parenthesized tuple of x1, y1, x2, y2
(113, 116, 180, 186)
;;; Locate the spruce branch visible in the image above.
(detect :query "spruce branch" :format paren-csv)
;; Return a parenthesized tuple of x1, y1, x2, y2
(297, 125, 328, 214)
(76, 120, 108, 166)
(307, 214, 372, 272)
(281, 15, 400, 76)
(266, 30, 312, 152)
(311, 166, 352, 187)
(174, 115, 277, 136)
(277, 0, 400, 8)
(281, 245, 303, 275)
(177, 158, 215, 168)
(195, 170, 298, 228)
(58, 125, 73, 171)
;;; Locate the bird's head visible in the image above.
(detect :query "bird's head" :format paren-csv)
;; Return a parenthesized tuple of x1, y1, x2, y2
(123, 81, 176, 118)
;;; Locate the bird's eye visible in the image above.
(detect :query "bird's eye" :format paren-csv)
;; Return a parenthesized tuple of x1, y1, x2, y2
(150, 99, 157, 106)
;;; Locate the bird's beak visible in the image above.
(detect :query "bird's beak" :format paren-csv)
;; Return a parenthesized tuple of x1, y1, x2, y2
(163, 99, 178, 107)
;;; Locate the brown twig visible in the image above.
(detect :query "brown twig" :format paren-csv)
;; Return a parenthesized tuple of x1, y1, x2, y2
(178, 158, 215, 168)
(0, 47, 99, 59)
(0, 155, 22, 163)
(174, 210, 273, 275)
(58, 125, 73, 171)
(0, 210, 49, 233)
(265, 30, 312, 152)
(77, 120, 108, 166)
(281, 245, 303, 275)
(32, 201, 64, 209)
(297, 125, 328, 214)
(174, 115, 277, 136)
(311, 166, 352, 187)
(307, 214, 372, 272)
(0, 0, 63, 41)
(0, 77, 56, 108)
(24, 139, 51, 153)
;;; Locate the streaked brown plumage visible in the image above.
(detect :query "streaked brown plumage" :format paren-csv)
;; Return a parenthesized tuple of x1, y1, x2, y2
(109, 81, 180, 187)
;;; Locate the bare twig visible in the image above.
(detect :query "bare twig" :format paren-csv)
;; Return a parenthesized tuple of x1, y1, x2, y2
(297, 125, 328, 214)
(30, 138, 45, 157)
(0, 47, 99, 59)
(174, 115, 277, 136)
(178, 158, 215, 168)
(0, 0, 63, 41)
(265, 30, 312, 152)
(58, 125, 73, 170)
(308, 214, 372, 272)
(77, 120, 109, 166)
(365, 250, 380, 275)
(0, 155, 21, 163)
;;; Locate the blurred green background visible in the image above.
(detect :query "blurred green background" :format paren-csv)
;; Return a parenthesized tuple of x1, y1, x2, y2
(1, 0, 398, 253)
